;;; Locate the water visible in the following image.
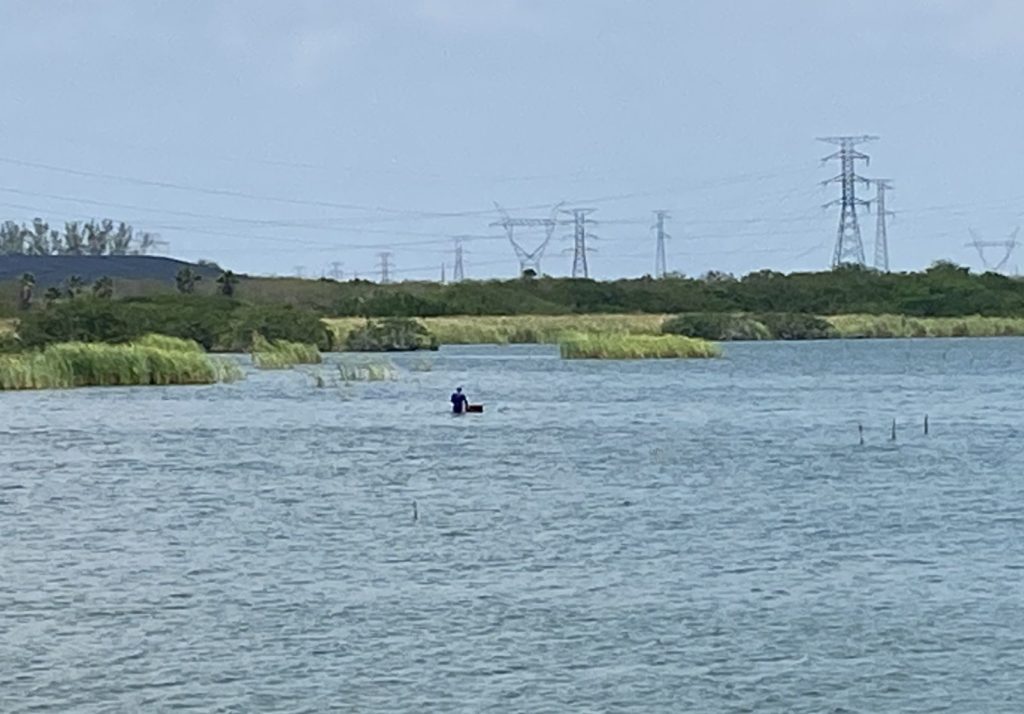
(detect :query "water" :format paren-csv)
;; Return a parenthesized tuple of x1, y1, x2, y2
(3, 339, 1024, 712)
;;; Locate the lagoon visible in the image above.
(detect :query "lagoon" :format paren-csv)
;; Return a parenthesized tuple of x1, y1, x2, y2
(2, 339, 1024, 712)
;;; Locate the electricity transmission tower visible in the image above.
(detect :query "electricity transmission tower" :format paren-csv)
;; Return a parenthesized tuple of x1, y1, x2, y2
(872, 179, 894, 272)
(440, 263, 446, 284)
(377, 251, 392, 284)
(491, 202, 563, 275)
(453, 238, 465, 282)
(967, 228, 1020, 273)
(563, 208, 597, 278)
(329, 261, 344, 280)
(653, 210, 670, 278)
(819, 135, 878, 268)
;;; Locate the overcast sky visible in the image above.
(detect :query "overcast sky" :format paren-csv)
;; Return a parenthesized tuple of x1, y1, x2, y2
(1, 0, 1022, 280)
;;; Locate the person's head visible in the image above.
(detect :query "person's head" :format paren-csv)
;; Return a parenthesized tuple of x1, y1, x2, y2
(456, 386, 462, 393)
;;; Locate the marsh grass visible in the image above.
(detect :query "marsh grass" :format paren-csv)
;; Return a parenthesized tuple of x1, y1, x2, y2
(0, 340, 241, 390)
(825, 314, 1024, 338)
(558, 332, 722, 360)
(250, 332, 321, 369)
(134, 333, 206, 353)
(337, 358, 397, 382)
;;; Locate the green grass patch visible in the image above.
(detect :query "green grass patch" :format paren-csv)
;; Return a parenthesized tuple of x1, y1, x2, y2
(250, 333, 321, 369)
(0, 340, 242, 390)
(558, 333, 721, 360)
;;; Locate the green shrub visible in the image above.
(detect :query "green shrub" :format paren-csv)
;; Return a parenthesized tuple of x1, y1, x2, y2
(755, 313, 838, 340)
(344, 318, 439, 352)
(662, 313, 770, 341)
(14, 296, 330, 352)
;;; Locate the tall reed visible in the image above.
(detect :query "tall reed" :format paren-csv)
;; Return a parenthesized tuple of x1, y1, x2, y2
(337, 358, 397, 381)
(0, 341, 241, 390)
(558, 332, 722, 359)
(825, 314, 1024, 338)
(250, 332, 321, 369)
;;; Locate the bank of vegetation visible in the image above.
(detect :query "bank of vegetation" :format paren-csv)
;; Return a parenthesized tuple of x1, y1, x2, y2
(0, 337, 241, 390)
(4, 263, 1024, 352)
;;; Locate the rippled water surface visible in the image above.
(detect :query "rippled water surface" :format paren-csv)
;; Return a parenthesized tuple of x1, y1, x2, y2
(3, 339, 1024, 712)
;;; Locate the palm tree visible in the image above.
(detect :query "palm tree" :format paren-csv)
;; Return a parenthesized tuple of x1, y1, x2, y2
(43, 287, 62, 307)
(92, 276, 114, 299)
(216, 270, 238, 297)
(175, 267, 202, 294)
(64, 275, 86, 299)
(18, 273, 35, 310)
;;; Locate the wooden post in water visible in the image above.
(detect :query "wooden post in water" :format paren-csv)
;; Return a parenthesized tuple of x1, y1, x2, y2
(413, 500, 418, 522)
(924, 415, 929, 436)
(858, 424, 865, 446)
(891, 419, 897, 442)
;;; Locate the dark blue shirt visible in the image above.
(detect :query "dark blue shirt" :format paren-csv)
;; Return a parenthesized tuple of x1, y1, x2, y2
(451, 392, 468, 413)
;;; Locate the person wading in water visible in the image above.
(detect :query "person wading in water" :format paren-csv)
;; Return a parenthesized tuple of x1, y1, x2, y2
(450, 386, 469, 414)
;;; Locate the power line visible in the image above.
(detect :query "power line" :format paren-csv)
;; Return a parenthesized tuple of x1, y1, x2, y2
(564, 208, 597, 278)
(492, 202, 563, 275)
(873, 179, 894, 272)
(653, 210, 670, 278)
(966, 227, 1019, 273)
(819, 135, 877, 268)
(377, 252, 393, 284)
(453, 238, 465, 282)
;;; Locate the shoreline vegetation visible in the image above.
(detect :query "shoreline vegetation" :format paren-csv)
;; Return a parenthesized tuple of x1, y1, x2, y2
(0, 336, 241, 390)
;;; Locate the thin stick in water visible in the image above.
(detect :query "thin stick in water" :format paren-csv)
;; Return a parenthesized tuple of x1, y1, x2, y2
(891, 419, 897, 442)
(413, 500, 418, 522)
(858, 423, 865, 446)
(924, 415, 929, 436)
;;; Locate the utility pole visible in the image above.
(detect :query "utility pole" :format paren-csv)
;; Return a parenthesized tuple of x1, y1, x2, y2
(440, 263, 446, 284)
(453, 238, 465, 282)
(564, 208, 596, 278)
(967, 228, 1020, 273)
(654, 210, 670, 278)
(491, 202, 563, 276)
(377, 251, 392, 284)
(872, 179, 894, 272)
(819, 135, 878, 268)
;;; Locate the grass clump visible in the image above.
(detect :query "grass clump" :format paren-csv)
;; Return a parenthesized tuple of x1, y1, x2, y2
(337, 358, 397, 381)
(250, 332, 321, 369)
(0, 341, 241, 390)
(134, 333, 206, 353)
(558, 332, 721, 360)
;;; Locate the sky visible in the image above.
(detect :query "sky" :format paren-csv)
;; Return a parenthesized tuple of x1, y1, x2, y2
(1, 0, 1023, 281)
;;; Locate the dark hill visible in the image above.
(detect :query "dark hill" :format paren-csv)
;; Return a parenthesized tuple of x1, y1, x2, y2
(0, 256, 223, 287)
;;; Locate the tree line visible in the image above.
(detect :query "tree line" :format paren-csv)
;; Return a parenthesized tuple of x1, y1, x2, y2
(317, 262, 1024, 318)
(0, 218, 159, 256)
